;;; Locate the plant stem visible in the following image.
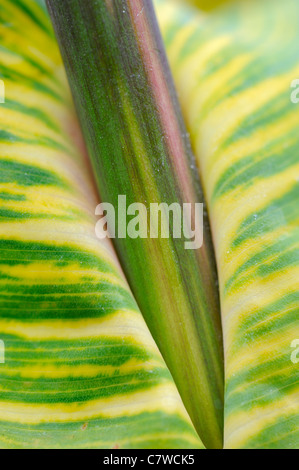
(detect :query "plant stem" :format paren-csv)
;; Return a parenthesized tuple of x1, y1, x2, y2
(47, 0, 224, 448)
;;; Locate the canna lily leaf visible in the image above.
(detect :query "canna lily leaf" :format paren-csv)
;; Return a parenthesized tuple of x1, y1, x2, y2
(0, 0, 203, 449)
(47, 0, 224, 449)
(155, 0, 299, 449)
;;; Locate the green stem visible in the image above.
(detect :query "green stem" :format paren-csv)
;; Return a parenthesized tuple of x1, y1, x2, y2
(47, 0, 224, 448)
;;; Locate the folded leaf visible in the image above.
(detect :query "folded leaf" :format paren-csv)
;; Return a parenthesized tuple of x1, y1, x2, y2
(156, 0, 299, 449)
(47, 0, 225, 449)
(0, 0, 202, 449)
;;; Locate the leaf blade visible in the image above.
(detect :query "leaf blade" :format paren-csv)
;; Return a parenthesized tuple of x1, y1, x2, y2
(156, 0, 299, 449)
(0, 0, 202, 449)
(47, 0, 224, 448)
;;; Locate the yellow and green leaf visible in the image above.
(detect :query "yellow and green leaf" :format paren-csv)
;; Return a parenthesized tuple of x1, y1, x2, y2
(155, 0, 299, 449)
(0, 0, 203, 449)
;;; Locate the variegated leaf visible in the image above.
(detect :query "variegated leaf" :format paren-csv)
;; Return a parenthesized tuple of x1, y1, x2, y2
(155, 0, 299, 449)
(0, 0, 202, 449)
